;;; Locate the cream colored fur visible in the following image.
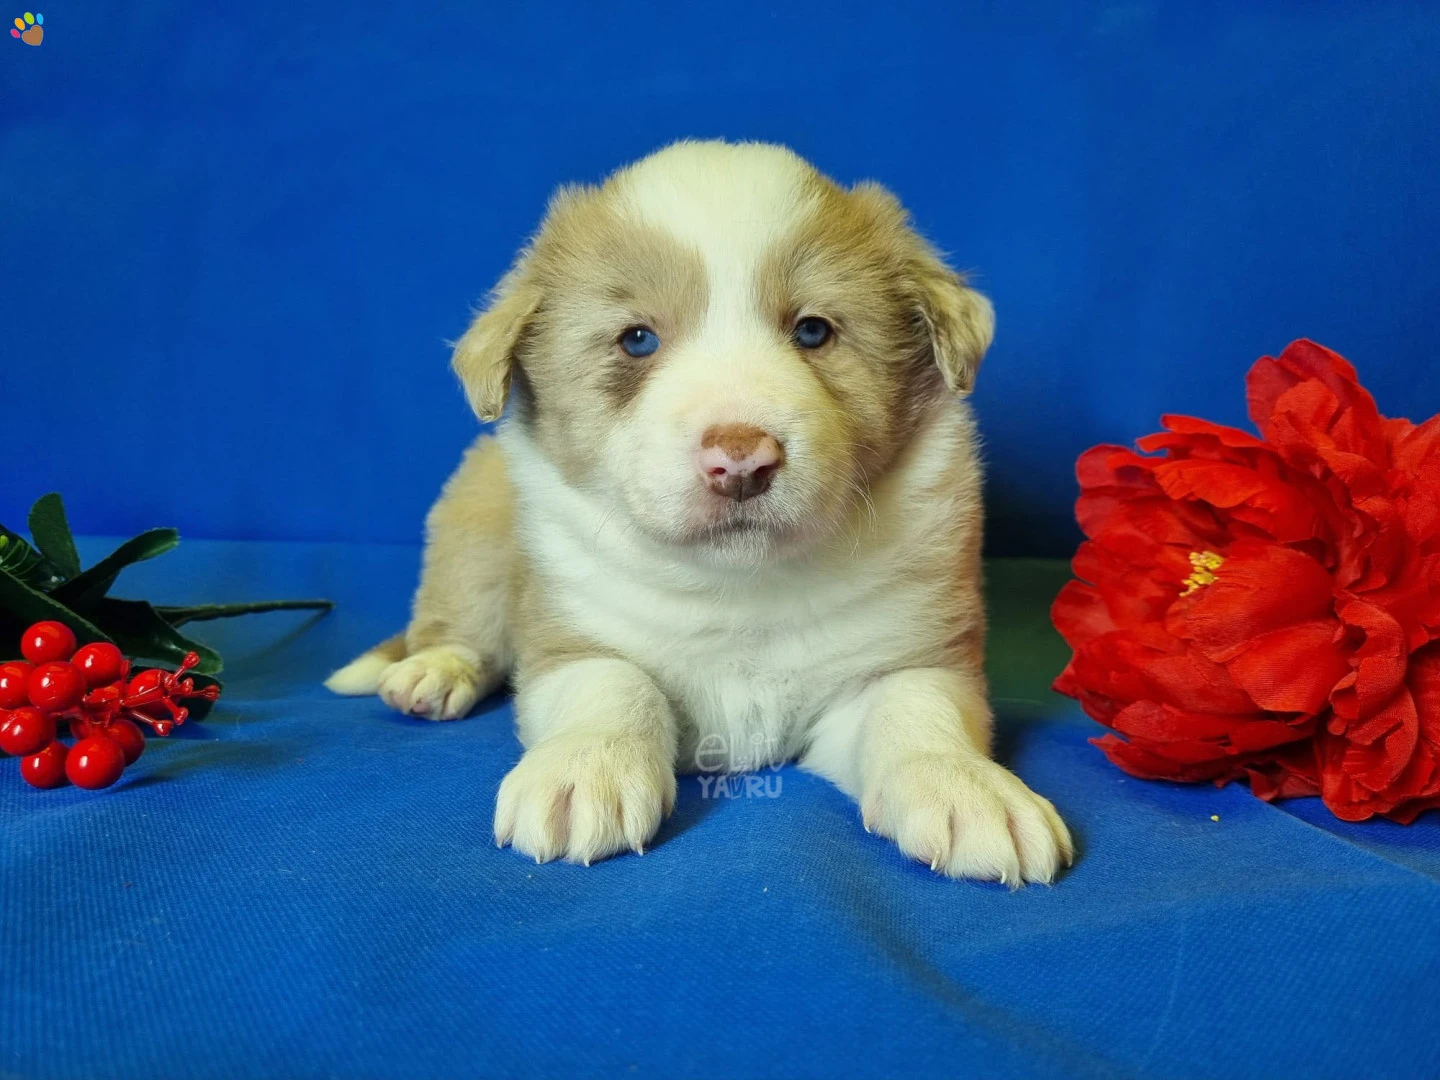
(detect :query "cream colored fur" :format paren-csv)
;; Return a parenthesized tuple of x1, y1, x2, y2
(326, 140, 1071, 884)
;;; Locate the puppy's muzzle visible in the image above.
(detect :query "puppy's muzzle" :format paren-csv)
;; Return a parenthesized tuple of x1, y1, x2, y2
(696, 424, 785, 502)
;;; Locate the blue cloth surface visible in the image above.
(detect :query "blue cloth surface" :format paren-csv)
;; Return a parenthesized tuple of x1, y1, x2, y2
(3, 539, 1439, 1079)
(5, 1, 1440, 556)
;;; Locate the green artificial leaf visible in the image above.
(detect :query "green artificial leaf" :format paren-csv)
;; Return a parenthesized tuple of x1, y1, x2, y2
(54, 528, 180, 613)
(0, 564, 113, 661)
(0, 526, 67, 592)
(27, 493, 82, 580)
(93, 597, 224, 675)
(155, 598, 334, 627)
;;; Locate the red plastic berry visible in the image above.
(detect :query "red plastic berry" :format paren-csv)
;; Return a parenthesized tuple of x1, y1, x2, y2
(0, 661, 32, 709)
(20, 740, 69, 788)
(70, 713, 114, 740)
(128, 669, 164, 697)
(0, 707, 56, 756)
(28, 662, 85, 712)
(20, 621, 77, 665)
(71, 642, 126, 689)
(79, 684, 122, 714)
(66, 737, 126, 789)
(100, 717, 145, 765)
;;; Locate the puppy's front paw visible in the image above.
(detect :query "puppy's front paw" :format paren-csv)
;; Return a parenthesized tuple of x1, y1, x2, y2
(863, 755, 1073, 886)
(494, 734, 676, 865)
(377, 646, 482, 720)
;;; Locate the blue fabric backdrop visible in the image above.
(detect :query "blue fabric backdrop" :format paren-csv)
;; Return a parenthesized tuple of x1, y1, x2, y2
(5, 541, 1440, 1080)
(3, 1, 1439, 554)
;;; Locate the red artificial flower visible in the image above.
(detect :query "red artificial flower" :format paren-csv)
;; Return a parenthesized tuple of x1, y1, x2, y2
(1052, 340, 1440, 822)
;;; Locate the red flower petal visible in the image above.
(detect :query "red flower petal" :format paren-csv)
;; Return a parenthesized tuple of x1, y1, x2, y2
(1092, 733, 1244, 784)
(1050, 580, 1115, 650)
(1076, 444, 1156, 492)
(1330, 600, 1410, 724)
(1388, 413, 1440, 459)
(1152, 460, 1273, 508)
(1224, 620, 1350, 715)
(1150, 458, 1322, 544)
(1316, 702, 1426, 820)
(1155, 414, 1271, 452)
(1070, 540, 1193, 640)
(1247, 339, 1386, 465)
(1111, 700, 1306, 758)
(1182, 543, 1335, 663)
(1060, 634, 1164, 721)
(1408, 641, 1440, 738)
(1346, 689, 1419, 791)
(1143, 647, 1258, 715)
(1245, 744, 1322, 801)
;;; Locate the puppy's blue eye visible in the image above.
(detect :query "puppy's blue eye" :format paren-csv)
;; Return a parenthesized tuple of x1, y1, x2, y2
(793, 316, 833, 349)
(619, 326, 660, 358)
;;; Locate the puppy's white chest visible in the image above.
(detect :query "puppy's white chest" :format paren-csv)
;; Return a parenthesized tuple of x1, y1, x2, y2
(557, 568, 901, 772)
(504, 410, 972, 774)
(660, 620, 838, 771)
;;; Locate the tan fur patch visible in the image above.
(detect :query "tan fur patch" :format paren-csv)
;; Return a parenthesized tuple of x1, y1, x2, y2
(452, 184, 710, 484)
(513, 188, 708, 480)
(451, 265, 544, 423)
(404, 435, 516, 680)
(700, 424, 771, 459)
(753, 178, 994, 487)
(508, 566, 620, 690)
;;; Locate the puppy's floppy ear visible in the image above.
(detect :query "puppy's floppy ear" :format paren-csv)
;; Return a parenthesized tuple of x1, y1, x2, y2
(914, 256, 994, 396)
(451, 257, 542, 422)
(850, 182, 994, 395)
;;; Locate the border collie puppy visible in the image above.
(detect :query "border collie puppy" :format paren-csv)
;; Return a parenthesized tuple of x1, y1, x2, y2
(328, 141, 1072, 884)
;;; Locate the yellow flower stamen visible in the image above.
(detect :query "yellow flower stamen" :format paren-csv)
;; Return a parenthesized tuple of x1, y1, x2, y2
(1181, 550, 1225, 596)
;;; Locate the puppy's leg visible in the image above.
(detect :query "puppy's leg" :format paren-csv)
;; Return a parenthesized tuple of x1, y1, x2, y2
(494, 658, 677, 865)
(386, 436, 516, 719)
(324, 633, 407, 696)
(804, 668, 1072, 886)
(328, 435, 514, 719)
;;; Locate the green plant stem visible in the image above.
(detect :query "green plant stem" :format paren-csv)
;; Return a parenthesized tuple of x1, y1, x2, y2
(155, 599, 334, 626)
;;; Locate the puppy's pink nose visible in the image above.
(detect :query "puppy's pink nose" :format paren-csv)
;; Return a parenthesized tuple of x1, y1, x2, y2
(697, 424, 784, 502)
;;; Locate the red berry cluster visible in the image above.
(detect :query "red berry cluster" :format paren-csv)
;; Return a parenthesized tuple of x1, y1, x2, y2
(0, 621, 220, 790)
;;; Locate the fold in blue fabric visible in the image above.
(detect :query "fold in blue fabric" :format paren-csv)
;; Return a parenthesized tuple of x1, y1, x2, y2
(3, 540, 1438, 1079)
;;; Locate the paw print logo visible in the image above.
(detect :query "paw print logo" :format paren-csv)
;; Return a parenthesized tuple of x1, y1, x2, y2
(11, 11, 41, 45)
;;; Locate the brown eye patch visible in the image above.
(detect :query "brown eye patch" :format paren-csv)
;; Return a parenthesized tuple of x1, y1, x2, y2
(754, 179, 950, 474)
(600, 346, 656, 408)
(503, 185, 710, 468)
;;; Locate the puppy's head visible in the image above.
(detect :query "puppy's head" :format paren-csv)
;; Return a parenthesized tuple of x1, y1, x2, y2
(454, 141, 993, 566)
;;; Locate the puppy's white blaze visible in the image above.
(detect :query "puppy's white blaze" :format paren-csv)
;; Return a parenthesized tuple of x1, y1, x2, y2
(616, 141, 818, 275)
(614, 145, 844, 555)
(618, 141, 821, 377)
(323, 652, 393, 696)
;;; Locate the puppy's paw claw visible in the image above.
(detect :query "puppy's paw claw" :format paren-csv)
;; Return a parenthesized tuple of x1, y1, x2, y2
(864, 754, 1072, 886)
(494, 734, 676, 866)
(377, 646, 483, 720)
